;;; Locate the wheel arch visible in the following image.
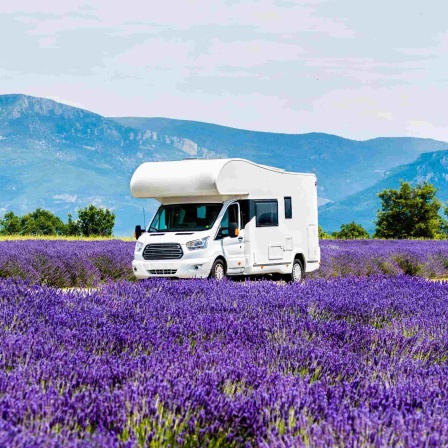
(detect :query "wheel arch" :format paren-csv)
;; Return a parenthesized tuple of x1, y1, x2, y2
(294, 253, 306, 271)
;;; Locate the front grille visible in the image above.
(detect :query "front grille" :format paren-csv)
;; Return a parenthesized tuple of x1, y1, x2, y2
(148, 269, 177, 275)
(142, 243, 183, 260)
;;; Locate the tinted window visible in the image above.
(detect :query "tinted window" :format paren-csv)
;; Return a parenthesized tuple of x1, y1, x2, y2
(255, 200, 278, 227)
(284, 197, 292, 219)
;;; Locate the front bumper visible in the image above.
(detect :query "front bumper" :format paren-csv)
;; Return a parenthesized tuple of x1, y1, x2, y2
(132, 257, 213, 279)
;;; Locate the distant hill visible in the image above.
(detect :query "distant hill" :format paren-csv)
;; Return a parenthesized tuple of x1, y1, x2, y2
(319, 150, 448, 234)
(1, 94, 447, 235)
(112, 117, 448, 202)
(0, 95, 225, 235)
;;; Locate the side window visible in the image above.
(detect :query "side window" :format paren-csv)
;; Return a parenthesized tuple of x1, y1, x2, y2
(218, 204, 239, 238)
(284, 197, 292, 219)
(238, 199, 251, 228)
(255, 200, 278, 227)
(220, 207, 229, 236)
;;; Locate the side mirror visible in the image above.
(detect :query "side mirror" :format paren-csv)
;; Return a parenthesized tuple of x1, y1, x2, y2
(229, 222, 239, 238)
(134, 225, 144, 240)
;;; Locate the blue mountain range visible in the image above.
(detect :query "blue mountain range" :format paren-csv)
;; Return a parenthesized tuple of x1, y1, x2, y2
(1, 94, 447, 235)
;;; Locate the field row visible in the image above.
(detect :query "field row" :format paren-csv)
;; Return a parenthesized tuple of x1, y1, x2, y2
(1, 240, 448, 287)
(0, 275, 447, 446)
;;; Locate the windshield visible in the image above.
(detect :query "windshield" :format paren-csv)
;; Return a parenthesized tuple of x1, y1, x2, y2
(148, 203, 222, 232)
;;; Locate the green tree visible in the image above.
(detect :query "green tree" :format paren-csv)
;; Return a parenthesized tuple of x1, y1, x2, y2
(66, 213, 80, 236)
(318, 225, 330, 239)
(77, 205, 115, 237)
(374, 181, 445, 239)
(20, 208, 66, 236)
(0, 211, 21, 235)
(332, 221, 370, 239)
(439, 206, 448, 238)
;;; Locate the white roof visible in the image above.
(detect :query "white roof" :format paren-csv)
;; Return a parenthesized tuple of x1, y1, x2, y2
(130, 158, 313, 200)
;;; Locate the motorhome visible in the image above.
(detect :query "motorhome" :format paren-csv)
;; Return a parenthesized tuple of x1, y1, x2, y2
(130, 158, 320, 281)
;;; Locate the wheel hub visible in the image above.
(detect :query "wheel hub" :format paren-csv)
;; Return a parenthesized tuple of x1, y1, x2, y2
(215, 264, 224, 280)
(293, 263, 302, 281)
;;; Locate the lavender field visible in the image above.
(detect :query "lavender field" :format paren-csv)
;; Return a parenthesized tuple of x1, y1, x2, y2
(1, 276, 448, 446)
(313, 239, 448, 279)
(0, 240, 135, 287)
(1, 240, 448, 446)
(1, 239, 448, 287)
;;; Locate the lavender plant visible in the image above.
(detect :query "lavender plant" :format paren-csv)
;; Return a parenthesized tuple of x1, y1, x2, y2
(0, 276, 447, 446)
(0, 240, 134, 287)
(1, 239, 448, 287)
(310, 239, 448, 279)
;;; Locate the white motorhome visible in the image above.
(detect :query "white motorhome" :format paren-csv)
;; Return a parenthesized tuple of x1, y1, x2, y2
(130, 158, 320, 281)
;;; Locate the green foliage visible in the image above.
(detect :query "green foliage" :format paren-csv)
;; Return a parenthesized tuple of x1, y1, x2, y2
(0, 209, 66, 236)
(0, 206, 115, 237)
(392, 254, 423, 276)
(66, 213, 80, 236)
(318, 225, 330, 239)
(374, 181, 446, 239)
(21, 208, 67, 236)
(77, 205, 115, 237)
(0, 212, 21, 235)
(332, 221, 369, 239)
(439, 206, 448, 238)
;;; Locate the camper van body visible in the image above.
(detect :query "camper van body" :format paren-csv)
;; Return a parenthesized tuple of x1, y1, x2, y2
(130, 158, 320, 280)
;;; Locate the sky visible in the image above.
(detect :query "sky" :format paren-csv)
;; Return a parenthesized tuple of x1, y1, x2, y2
(1, 0, 447, 141)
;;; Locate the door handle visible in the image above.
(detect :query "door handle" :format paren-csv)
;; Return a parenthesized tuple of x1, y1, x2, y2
(238, 236, 243, 241)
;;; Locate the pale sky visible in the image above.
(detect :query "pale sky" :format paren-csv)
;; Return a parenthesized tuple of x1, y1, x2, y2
(1, 0, 447, 141)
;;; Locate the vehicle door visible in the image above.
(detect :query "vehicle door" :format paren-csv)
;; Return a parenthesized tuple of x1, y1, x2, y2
(216, 202, 245, 270)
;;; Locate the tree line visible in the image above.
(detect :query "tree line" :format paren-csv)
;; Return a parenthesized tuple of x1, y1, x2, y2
(320, 181, 448, 239)
(0, 205, 115, 237)
(1, 180, 447, 239)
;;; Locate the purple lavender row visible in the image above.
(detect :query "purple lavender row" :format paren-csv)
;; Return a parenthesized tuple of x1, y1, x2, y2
(1, 239, 448, 287)
(0, 240, 135, 287)
(0, 276, 447, 446)
(312, 239, 448, 279)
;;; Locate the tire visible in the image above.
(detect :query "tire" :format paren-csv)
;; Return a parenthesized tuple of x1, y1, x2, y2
(209, 259, 226, 280)
(284, 258, 304, 283)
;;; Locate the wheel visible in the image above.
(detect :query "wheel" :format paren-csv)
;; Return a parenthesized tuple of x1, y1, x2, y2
(284, 258, 304, 283)
(209, 259, 226, 280)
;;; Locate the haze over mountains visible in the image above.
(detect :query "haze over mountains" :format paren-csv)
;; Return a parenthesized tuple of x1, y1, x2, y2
(1, 94, 447, 235)
(320, 150, 448, 233)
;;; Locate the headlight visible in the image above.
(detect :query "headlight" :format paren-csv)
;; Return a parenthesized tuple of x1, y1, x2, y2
(186, 237, 209, 251)
(135, 241, 144, 253)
